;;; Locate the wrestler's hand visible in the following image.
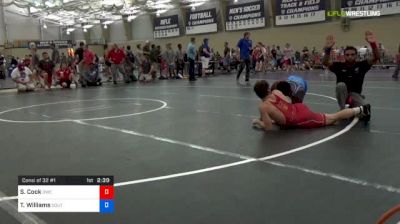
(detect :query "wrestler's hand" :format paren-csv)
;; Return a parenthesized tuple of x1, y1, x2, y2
(365, 30, 377, 44)
(325, 34, 336, 49)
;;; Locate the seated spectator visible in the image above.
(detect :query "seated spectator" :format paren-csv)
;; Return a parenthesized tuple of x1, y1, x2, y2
(81, 64, 102, 87)
(56, 63, 76, 88)
(11, 63, 35, 92)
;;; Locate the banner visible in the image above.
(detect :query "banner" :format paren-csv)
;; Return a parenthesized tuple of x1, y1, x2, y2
(185, 8, 218, 35)
(153, 15, 180, 38)
(275, 0, 326, 26)
(341, 0, 400, 16)
(34, 40, 73, 49)
(226, 0, 265, 31)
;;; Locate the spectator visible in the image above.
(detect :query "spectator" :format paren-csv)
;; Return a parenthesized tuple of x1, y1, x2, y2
(163, 43, 176, 79)
(200, 38, 212, 78)
(38, 52, 55, 90)
(56, 63, 76, 88)
(107, 43, 127, 84)
(186, 37, 196, 81)
(11, 63, 35, 92)
(175, 43, 185, 78)
(393, 43, 400, 79)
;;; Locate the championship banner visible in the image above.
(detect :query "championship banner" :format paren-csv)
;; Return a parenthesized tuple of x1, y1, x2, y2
(275, 0, 326, 26)
(185, 8, 218, 35)
(226, 0, 265, 31)
(34, 40, 73, 49)
(341, 0, 400, 16)
(153, 15, 180, 39)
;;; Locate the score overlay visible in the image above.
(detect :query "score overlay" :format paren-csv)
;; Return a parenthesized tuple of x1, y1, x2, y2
(18, 176, 114, 213)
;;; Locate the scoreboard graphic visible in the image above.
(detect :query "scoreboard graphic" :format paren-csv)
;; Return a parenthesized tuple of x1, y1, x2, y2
(18, 176, 114, 213)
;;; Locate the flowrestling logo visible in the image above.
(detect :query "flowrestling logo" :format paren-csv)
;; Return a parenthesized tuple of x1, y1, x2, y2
(327, 10, 381, 17)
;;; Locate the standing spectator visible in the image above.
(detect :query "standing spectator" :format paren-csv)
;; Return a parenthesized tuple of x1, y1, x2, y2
(379, 43, 385, 63)
(60, 52, 67, 65)
(236, 31, 252, 83)
(200, 38, 212, 78)
(135, 44, 144, 79)
(186, 37, 196, 81)
(51, 43, 60, 69)
(283, 43, 294, 72)
(253, 44, 262, 72)
(156, 45, 162, 76)
(0, 55, 6, 79)
(103, 44, 112, 82)
(393, 43, 400, 79)
(107, 43, 127, 84)
(294, 50, 301, 70)
(29, 43, 41, 87)
(270, 45, 277, 70)
(276, 45, 283, 70)
(80, 45, 95, 87)
(223, 42, 232, 73)
(74, 41, 85, 75)
(38, 52, 55, 90)
(163, 43, 176, 79)
(149, 44, 158, 78)
(125, 45, 137, 82)
(302, 47, 312, 70)
(175, 43, 185, 78)
(11, 63, 35, 92)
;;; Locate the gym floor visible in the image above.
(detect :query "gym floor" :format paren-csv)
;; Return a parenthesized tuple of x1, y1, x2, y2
(0, 69, 399, 223)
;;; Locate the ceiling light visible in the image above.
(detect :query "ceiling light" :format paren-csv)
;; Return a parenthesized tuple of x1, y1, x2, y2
(83, 24, 93, 29)
(67, 31, 70, 35)
(83, 28, 87, 32)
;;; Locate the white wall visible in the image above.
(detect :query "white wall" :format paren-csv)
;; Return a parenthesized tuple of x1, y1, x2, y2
(90, 25, 103, 41)
(109, 20, 127, 43)
(43, 26, 59, 40)
(74, 28, 85, 42)
(131, 14, 153, 41)
(4, 11, 40, 41)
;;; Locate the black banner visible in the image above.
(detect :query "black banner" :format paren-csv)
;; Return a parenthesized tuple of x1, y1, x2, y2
(34, 40, 73, 49)
(153, 15, 180, 38)
(185, 8, 218, 34)
(226, 0, 265, 31)
(341, 0, 400, 16)
(275, 0, 326, 25)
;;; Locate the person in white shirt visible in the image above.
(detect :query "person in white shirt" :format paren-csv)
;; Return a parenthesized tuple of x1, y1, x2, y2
(11, 63, 35, 92)
(283, 43, 294, 72)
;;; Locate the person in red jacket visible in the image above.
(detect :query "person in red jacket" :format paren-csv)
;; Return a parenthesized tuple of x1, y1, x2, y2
(107, 43, 128, 84)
